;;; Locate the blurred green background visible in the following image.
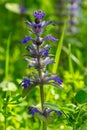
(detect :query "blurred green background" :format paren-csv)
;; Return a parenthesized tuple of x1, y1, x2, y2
(0, 0, 87, 130)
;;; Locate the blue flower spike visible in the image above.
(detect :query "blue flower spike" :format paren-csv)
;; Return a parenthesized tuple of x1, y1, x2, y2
(20, 11, 63, 124)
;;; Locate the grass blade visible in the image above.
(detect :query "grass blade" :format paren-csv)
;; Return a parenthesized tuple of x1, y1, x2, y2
(52, 21, 66, 73)
(5, 33, 11, 81)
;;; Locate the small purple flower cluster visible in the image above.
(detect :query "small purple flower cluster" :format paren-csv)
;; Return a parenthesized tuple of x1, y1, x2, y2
(55, 0, 67, 37)
(69, 0, 81, 33)
(20, 10, 63, 117)
(28, 106, 62, 117)
(19, 1, 27, 14)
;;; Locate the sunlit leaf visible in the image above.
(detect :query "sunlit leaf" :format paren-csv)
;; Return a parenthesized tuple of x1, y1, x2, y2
(5, 3, 32, 15)
(0, 81, 17, 91)
(60, 107, 74, 112)
(5, 3, 21, 14)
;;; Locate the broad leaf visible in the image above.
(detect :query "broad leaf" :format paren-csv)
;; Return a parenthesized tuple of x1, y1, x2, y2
(44, 102, 74, 112)
(75, 90, 87, 104)
(44, 102, 59, 110)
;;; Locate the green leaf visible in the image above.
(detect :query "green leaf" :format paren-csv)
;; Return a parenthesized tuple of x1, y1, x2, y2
(35, 113, 46, 122)
(10, 94, 21, 102)
(68, 44, 74, 74)
(52, 20, 66, 73)
(75, 90, 87, 104)
(22, 85, 36, 98)
(5, 33, 11, 81)
(43, 102, 59, 110)
(44, 102, 74, 112)
(60, 107, 74, 112)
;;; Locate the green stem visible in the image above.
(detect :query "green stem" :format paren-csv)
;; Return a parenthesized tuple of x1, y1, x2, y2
(4, 34, 11, 130)
(40, 84, 47, 130)
(4, 92, 8, 130)
(73, 124, 76, 130)
(5, 105, 7, 130)
(37, 45, 47, 130)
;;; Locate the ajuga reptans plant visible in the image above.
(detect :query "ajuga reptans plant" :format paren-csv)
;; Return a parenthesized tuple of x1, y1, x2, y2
(20, 10, 63, 129)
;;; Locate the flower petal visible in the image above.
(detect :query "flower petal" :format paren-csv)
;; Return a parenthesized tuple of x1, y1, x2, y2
(40, 48, 49, 56)
(42, 35, 58, 42)
(43, 57, 54, 65)
(42, 21, 55, 27)
(33, 11, 45, 19)
(28, 106, 42, 116)
(48, 76, 63, 85)
(21, 36, 33, 44)
(44, 108, 62, 117)
(20, 78, 30, 88)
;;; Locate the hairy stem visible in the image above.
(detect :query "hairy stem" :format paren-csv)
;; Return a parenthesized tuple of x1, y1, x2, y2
(37, 45, 47, 130)
(40, 84, 44, 111)
(37, 45, 44, 110)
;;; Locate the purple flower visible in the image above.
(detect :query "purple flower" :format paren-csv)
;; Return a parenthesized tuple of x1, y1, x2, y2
(26, 45, 38, 58)
(33, 11, 45, 19)
(25, 21, 55, 35)
(28, 106, 41, 116)
(20, 78, 30, 88)
(43, 57, 54, 66)
(41, 21, 55, 27)
(19, 5, 27, 14)
(70, 3, 78, 11)
(40, 48, 49, 56)
(48, 76, 63, 85)
(25, 21, 43, 34)
(70, 19, 77, 25)
(55, 110, 62, 116)
(26, 20, 54, 27)
(25, 58, 36, 63)
(44, 108, 62, 117)
(21, 36, 33, 44)
(42, 35, 58, 42)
